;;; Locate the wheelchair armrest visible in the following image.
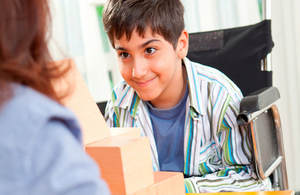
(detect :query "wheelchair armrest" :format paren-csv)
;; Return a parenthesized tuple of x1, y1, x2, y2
(237, 86, 280, 126)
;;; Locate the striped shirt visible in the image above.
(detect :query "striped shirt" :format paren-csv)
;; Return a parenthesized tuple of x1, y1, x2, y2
(105, 57, 270, 192)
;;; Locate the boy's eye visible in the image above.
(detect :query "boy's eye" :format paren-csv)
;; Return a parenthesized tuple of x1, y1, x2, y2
(120, 52, 130, 59)
(145, 47, 156, 54)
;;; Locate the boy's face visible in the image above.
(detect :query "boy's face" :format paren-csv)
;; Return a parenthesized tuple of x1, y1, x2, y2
(114, 28, 188, 109)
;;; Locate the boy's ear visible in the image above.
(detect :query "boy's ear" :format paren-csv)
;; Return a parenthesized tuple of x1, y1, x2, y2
(177, 29, 189, 59)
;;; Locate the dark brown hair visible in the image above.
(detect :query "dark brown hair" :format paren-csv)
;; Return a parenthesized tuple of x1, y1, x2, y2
(0, 0, 68, 105)
(103, 0, 185, 49)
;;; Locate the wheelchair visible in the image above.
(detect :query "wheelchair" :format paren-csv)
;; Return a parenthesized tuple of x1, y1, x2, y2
(187, 19, 288, 191)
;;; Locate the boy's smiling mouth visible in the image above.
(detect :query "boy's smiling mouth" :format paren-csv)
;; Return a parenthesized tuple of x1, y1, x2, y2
(134, 77, 156, 87)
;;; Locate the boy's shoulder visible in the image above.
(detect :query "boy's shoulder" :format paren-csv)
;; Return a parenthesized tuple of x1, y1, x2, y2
(110, 80, 139, 104)
(187, 58, 229, 81)
(185, 58, 242, 96)
(112, 80, 131, 95)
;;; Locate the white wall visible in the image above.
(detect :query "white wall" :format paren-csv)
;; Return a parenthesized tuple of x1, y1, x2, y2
(271, 0, 300, 191)
(49, 0, 112, 103)
(182, 0, 261, 33)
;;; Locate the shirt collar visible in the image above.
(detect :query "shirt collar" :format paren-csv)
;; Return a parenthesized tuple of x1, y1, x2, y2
(113, 83, 141, 119)
(183, 57, 205, 116)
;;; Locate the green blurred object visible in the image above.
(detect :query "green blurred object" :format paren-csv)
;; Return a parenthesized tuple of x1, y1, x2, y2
(96, 5, 114, 89)
(96, 5, 110, 53)
(257, 0, 263, 20)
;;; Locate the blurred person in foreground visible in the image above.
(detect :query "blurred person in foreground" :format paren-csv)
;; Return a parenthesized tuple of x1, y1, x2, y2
(0, 0, 110, 194)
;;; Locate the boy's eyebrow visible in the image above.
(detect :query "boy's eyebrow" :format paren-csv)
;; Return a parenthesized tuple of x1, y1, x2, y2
(115, 39, 161, 51)
(139, 39, 160, 49)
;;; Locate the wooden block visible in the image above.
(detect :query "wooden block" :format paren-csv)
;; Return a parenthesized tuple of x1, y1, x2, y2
(110, 127, 141, 138)
(153, 171, 185, 195)
(51, 59, 111, 145)
(129, 182, 156, 195)
(130, 171, 185, 195)
(85, 137, 154, 195)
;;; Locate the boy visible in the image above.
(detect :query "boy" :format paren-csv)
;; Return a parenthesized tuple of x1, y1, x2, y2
(102, 0, 270, 192)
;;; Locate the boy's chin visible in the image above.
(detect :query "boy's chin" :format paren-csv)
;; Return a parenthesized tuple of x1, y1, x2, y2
(136, 91, 157, 102)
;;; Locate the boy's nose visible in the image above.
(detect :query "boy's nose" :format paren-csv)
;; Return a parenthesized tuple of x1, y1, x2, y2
(132, 58, 148, 78)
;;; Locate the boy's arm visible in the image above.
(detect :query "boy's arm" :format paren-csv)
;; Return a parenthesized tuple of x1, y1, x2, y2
(184, 92, 271, 193)
(184, 126, 271, 192)
(184, 165, 272, 193)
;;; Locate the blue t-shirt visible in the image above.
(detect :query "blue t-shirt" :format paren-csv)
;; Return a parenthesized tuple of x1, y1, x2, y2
(0, 83, 110, 195)
(147, 84, 189, 172)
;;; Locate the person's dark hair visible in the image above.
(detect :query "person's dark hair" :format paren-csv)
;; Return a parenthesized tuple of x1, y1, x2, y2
(103, 0, 185, 49)
(0, 0, 69, 105)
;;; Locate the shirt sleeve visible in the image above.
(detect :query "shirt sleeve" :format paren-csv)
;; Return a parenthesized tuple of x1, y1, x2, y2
(26, 119, 111, 195)
(184, 90, 272, 193)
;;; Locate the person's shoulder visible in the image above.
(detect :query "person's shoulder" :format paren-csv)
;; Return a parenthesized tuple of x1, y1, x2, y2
(106, 80, 140, 114)
(0, 83, 81, 148)
(10, 83, 76, 120)
(188, 58, 229, 81)
(111, 80, 135, 98)
(112, 80, 129, 92)
(186, 58, 242, 97)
